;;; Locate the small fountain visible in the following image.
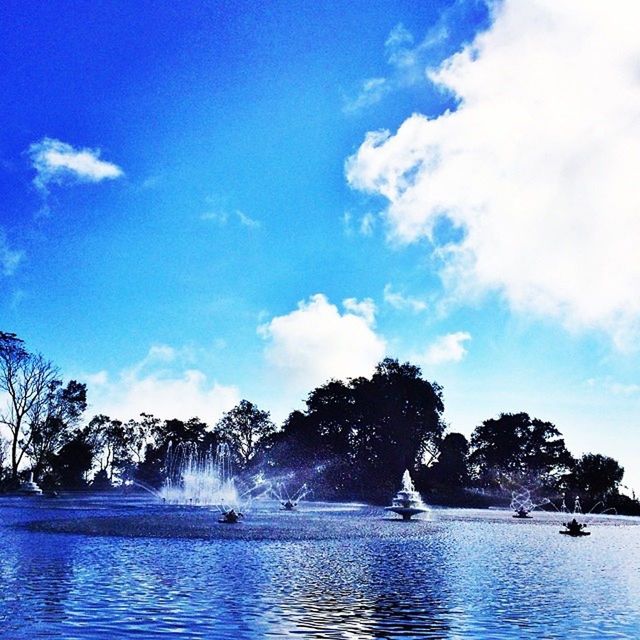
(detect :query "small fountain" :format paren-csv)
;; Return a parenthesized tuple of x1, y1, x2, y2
(558, 496, 610, 537)
(509, 485, 551, 518)
(219, 508, 244, 524)
(385, 470, 428, 521)
(511, 487, 534, 518)
(273, 482, 311, 510)
(560, 517, 590, 537)
(18, 471, 43, 496)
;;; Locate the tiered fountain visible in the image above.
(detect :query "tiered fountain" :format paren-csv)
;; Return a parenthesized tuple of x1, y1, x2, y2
(18, 471, 43, 496)
(385, 469, 428, 520)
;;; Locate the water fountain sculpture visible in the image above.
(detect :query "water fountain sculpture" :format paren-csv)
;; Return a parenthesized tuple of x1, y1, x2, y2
(18, 471, 43, 496)
(385, 470, 428, 521)
(273, 482, 311, 510)
(560, 517, 590, 537)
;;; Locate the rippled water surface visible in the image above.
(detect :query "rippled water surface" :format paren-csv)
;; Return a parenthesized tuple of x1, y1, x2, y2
(1, 495, 639, 639)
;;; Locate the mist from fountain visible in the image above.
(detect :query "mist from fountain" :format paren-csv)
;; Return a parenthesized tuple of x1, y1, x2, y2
(159, 442, 239, 507)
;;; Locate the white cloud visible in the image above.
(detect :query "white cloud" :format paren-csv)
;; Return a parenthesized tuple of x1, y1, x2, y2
(236, 210, 261, 229)
(201, 208, 261, 229)
(86, 345, 240, 423)
(259, 293, 386, 393)
(383, 283, 428, 312)
(343, 211, 376, 236)
(201, 210, 229, 224)
(29, 138, 123, 192)
(415, 331, 471, 366)
(0, 231, 23, 276)
(342, 297, 377, 326)
(343, 77, 390, 114)
(346, 0, 640, 348)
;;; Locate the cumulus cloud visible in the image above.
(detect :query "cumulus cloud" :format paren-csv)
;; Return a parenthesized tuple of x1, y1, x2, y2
(383, 283, 428, 312)
(259, 294, 386, 393)
(86, 345, 240, 423)
(0, 231, 23, 276)
(29, 137, 123, 193)
(415, 331, 471, 366)
(346, 0, 640, 348)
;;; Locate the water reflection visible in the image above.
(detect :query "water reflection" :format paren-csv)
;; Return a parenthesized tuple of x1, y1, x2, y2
(1, 498, 640, 639)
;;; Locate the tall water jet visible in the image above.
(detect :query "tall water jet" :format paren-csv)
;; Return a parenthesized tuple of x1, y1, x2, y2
(159, 442, 239, 507)
(385, 470, 428, 521)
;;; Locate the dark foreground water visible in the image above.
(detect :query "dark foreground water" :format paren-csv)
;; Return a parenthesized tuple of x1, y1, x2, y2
(0, 496, 639, 639)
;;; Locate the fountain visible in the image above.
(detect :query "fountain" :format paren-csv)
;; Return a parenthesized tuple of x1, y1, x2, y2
(159, 442, 239, 508)
(509, 485, 551, 518)
(18, 471, 43, 496)
(219, 508, 244, 524)
(560, 517, 590, 537)
(385, 470, 428, 521)
(272, 482, 311, 510)
(511, 487, 535, 518)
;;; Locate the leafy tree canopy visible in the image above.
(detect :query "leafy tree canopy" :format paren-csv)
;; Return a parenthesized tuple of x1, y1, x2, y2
(469, 412, 574, 489)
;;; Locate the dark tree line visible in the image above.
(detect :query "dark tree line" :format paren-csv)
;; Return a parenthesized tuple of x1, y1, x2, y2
(0, 332, 637, 513)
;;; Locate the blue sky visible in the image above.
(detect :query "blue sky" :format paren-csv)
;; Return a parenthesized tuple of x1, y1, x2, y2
(1, 0, 639, 491)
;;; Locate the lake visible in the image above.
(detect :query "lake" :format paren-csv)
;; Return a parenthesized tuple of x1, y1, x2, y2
(0, 495, 639, 639)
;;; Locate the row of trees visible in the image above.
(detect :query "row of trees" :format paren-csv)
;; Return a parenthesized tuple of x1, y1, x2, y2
(0, 331, 636, 512)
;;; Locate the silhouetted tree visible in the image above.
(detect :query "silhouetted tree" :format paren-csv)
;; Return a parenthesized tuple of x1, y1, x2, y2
(568, 453, 624, 501)
(264, 359, 445, 500)
(0, 437, 8, 486)
(420, 432, 470, 491)
(87, 414, 139, 484)
(216, 400, 275, 468)
(136, 416, 218, 487)
(50, 427, 95, 489)
(0, 332, 58, 481)
(469, 412, 573, 490)
(27, 379, 87, 477)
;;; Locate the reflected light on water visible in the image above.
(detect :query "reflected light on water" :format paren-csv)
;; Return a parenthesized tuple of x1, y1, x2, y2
(1, 497, 639, 639)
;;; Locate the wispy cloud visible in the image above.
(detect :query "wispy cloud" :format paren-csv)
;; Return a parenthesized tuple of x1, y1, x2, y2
(343, 20, 449, 114)
(201, 208, 261, 229)
(586, 377, 640, 397)
(347, 0, 640, 349)
(383, 284, 428, 313)
(236, 210, 261, 229)
(343, 210, 376, 237)
(0, 230, 24, 276)
(28, 137, 123, 193)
